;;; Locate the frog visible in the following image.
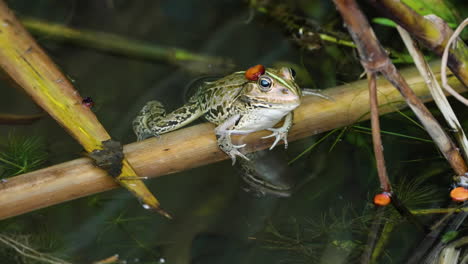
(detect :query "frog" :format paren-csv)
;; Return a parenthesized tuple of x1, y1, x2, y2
(133, 64, 327, 165)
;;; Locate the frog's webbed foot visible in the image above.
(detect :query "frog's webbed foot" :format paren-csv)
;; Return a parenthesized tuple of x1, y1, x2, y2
(217, 134, 250, 165)
(302, 88, 333, 101)
(215, 114, 250, 165)
(262, 112, 294, 150)
(262, 127, 289, 150)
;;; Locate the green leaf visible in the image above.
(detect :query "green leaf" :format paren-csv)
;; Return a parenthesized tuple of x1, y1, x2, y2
(402, 0, 461, 26)
(441, 231, 458, 243)
(372, 18, 397, 27)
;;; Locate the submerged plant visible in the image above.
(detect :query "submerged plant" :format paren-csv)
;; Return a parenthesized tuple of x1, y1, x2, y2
(252, 206, 370, 263)
(0, 233, 70, 264)
(252, 168, 445, 263)
(0, 134, 48, 177)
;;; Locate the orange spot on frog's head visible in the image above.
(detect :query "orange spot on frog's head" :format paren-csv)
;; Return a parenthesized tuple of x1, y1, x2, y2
(245, 64, 265, 81)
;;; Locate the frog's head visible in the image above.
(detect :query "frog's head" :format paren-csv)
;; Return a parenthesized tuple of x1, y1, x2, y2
(241, 66, 301, 108)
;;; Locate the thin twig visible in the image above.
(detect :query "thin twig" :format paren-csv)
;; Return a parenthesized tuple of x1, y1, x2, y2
(367, 72, 391, 192)
(441, 18, 468, 106)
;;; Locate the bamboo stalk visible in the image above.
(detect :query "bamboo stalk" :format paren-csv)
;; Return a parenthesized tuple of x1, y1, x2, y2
(0, 61, 464, 220)
(0, 1, 169, 218)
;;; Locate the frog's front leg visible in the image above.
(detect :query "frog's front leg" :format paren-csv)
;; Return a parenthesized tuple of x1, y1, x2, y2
(262, 112, 293, 150)
(215, 114, 250, 165)
(133, 100, 203, 141)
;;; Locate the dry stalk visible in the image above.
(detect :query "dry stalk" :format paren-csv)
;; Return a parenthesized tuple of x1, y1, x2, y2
(397, 25, 468, 161)
(441, 18, 468, 106)
(334, 0, 467, 177)
(368, 0, 468, 87)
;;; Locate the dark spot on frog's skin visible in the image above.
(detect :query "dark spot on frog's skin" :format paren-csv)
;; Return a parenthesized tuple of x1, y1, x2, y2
(164, 148, 170, 151)
(166, 120, 179, 126)
(281, 88, 288, 94)
(235, 115, 242, 126)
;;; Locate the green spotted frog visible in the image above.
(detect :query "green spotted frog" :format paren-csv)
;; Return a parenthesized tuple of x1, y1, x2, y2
(133, 65, 326, 165)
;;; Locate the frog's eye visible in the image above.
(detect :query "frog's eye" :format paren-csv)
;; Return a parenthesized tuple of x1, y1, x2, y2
(290, 68, 296, 78)
(258, 76, 272, 91)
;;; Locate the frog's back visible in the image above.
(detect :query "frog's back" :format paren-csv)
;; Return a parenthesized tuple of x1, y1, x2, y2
(192, 72, 247, 124)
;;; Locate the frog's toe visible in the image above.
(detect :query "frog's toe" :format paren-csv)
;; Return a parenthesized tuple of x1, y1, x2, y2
(233, 143, 247, 149)
(269, 136, 287, 150)
(262, 129, 288, 150)
(229, 150, 250, 165)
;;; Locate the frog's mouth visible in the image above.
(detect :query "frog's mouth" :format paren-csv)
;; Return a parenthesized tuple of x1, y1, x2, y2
(240, 95, 300, 108)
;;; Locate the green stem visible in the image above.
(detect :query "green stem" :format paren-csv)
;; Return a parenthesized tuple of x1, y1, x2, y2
(20, 17, 234, 72)
(370, 221, 395, 263)
(288, 129, 339, 164)
(353, 125, 433, 143)
(411, 207, 468, 215)
(0, 156, 23, 170)
(319, 33, 356, 48)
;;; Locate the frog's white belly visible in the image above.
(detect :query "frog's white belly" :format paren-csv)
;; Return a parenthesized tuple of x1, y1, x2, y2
(231, 106, 297, 134)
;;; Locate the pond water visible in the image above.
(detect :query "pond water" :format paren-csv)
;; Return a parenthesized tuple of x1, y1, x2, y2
(1, 1, 468, 263)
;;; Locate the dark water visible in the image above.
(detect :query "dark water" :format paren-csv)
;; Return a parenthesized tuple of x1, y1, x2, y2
(1, 1, 468, 263)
